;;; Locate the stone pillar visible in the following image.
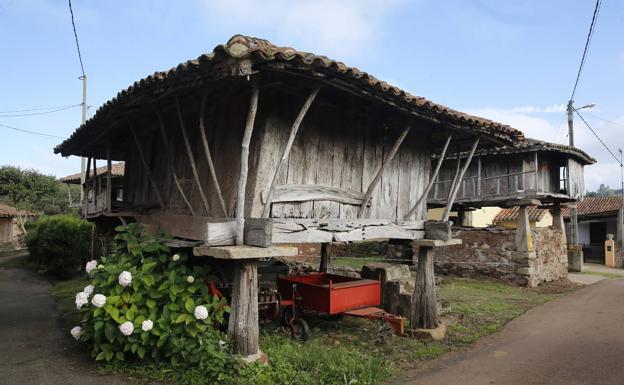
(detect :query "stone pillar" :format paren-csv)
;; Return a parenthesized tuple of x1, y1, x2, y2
(550, 204, 567, 245)
(515, 206, 533, 252)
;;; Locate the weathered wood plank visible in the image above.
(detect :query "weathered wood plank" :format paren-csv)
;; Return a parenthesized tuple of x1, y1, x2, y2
(262, 87, 320, 218)
(358, 121, 411, 218)
(194, 245, 298, 259)
(176, 96, 210, 215)
(129, 125, 165, 209)
(404, 134, 452, 220)
(236, 84, 260, 244)
(157, 112, 196, 216)
(266, 184, 364, 205)
(198, 88, 228, 217)
(244, 218, 273, 248)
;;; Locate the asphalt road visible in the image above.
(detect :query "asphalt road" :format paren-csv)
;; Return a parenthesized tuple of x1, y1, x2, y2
(397, 278, 624, 385)
(0, 258, 129, 385)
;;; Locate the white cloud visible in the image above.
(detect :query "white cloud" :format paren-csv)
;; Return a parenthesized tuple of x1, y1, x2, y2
(198, 0, 404, 60)
(465, 107, 558, 141)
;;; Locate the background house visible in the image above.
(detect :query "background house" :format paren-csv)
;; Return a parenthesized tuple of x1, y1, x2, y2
(0, 203, 35, 252)
(492, 206, 552, 229)
(563, 196, 624, 264)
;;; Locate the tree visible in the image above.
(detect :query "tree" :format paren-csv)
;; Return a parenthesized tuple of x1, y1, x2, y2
(0, 166, 59, 232)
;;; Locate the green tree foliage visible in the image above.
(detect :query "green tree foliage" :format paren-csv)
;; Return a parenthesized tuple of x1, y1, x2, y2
(586, 184, 623, 197)
(0, 165, 80, 217)
(26, 215, 93, 277)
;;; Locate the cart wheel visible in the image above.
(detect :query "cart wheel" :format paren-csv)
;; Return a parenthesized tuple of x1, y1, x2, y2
(281, 306, 300, 327)
(291, 318, 310, 342)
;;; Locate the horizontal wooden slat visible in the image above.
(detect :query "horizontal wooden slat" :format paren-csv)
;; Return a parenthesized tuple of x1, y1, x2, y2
(264, 184, 365, 205)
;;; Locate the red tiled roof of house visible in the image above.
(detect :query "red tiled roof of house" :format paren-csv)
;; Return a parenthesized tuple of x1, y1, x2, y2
(54, 35, 526, 156)
(493, 206, 548, 223)
(562, 196, 624, 219)
(0, 203, 35, 218)
(59, 162, 125, 184)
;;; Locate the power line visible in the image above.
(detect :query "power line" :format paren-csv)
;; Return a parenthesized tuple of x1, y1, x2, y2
(68, 0, 86, 78)
(570, 0, 602, 101)
(0, 104, 82, 117)
(0, 123, 65, 140)
(0, 104, 81, 114)
(583, 113, 624, 129)
(574, 110, 622, 166)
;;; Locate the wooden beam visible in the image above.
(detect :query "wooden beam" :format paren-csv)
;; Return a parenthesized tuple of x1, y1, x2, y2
(236, 83, 260, 245)
(534, 151, 539, 193)
(261, 86, 320, 218)
(442, 138, 479, 222)
(358, 121, 412, 218)
(175, 96, 210, 215)
(106, 133, 112, 214)
(266, 184, 365, 206)
(129, 124, 165, 209)
(198, 88, 228, 217)
(404, 134, 452, 220)
(156, 112, 196, 216)
(476, 156, 482, 196)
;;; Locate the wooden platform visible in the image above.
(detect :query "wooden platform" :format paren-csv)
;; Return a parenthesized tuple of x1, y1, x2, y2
(193, 245, 298, 259)
(412, 238, 462, 247)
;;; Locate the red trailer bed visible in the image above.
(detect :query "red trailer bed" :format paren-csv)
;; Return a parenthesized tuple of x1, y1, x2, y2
(277, 273, 381, 315)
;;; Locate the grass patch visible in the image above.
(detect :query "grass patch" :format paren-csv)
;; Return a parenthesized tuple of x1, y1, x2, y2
(0, 251, 40, 272)
(50, 276, 89, 325)
(51, 275, 571, 385)
(333, 257, 386, 270)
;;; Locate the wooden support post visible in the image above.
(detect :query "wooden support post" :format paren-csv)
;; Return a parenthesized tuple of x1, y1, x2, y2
(410, 245, 437, 329)
(198, 88, 228, 217)
(157, 112, 196, 216)
(227, 260, 260, 358)
(358, 121, 412, 218)
(442, 138, 479, 222)
(129, 125, 165, 209)
(534, 152, 539, 193)
(404, 134, 452, 220)
(83, 156, 91, 209)
(319, 243, 331, 272)
(262, 86, 320, 218)
(176, 96, 210, 215)
(236, 83, 260, 245)
(106, 133, 112, 214)
(476, 157, 481, 196)
(66, 183, 73, 206)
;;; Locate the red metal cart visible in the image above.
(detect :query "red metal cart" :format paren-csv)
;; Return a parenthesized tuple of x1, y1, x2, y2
(277, 273, 405, 341)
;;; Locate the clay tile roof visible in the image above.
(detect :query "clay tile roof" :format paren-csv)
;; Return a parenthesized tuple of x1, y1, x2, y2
(562, 196, 624, 219)
(493, 206, 548, 223)
(0, 203, 35, 218)
(442, 137, 595, 165)
(60, 162, 125, 184)
(55, 34, 526, 156)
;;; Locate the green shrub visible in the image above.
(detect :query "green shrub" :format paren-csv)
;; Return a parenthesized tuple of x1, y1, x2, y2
(73, 224, 233, 381)
(26, 215, 93, 277)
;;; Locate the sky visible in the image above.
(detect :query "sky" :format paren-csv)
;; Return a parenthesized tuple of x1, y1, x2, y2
(1, 0, 623, 191)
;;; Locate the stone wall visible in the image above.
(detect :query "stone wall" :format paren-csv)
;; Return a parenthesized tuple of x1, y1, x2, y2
(431, 226, 567, 287)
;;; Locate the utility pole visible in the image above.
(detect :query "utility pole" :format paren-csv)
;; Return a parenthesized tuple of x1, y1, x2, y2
(619, 149, 624, 251)
(566, 100, 582, 271)
(79, 75, 87, 200)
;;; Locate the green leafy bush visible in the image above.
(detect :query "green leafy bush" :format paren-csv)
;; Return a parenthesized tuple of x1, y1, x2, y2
(26, 215, 93, 277)
(72, 224, 233, 381)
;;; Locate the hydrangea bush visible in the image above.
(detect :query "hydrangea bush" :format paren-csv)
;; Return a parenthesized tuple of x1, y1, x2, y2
(72, 223, 232, 372)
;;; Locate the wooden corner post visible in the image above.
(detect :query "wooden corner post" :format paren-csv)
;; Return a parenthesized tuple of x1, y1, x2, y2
(229, 82, 260, 359)
(411, 245, 437, 329)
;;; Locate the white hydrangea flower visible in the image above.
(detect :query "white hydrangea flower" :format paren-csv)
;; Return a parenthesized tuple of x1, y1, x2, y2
(70, 326, 82, 340)
(83, 285, 94, 296)
(91, 294, 107, 308)
(118, 271, 132, 287)
(186, 276, 195, 284)
(119, 321, 134, 336)
(85, 260, 98, 275)
(141, 319, 153, 332)
(75, 291, 89, 309)
(194, 305, 208, 320)
(172, 254, 180, 261)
